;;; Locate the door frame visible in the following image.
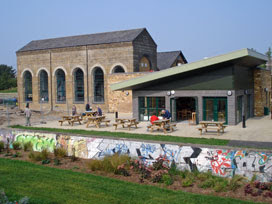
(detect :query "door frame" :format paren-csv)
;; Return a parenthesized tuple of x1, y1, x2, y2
(171, 96, 198, 124)
(203, 97, 228, 124)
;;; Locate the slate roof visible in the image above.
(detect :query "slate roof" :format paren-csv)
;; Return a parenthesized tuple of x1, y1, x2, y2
(17, 28, 146, 52)
(157, 51, 187, 70)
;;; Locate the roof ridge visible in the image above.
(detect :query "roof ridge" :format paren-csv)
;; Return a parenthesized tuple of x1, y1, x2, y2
(30, 28, 146, 42)
(157, 50, 181, 53)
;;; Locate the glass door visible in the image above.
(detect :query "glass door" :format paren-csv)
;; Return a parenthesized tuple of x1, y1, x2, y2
(217, 99, 227, 122)
(203, 97, 228, 124)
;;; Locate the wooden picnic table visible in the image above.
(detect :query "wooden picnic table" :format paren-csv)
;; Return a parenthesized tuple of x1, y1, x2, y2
(59, 115, 82, 126)
(113, 118, 139, 130)
(198, 121, 227, 135)
(149, 119, 176, 134)
(86, 116, 106, 128)
(85, 111, 97, 117)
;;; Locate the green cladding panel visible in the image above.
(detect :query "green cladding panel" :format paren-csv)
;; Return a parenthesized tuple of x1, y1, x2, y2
(141, 66, 234, 90)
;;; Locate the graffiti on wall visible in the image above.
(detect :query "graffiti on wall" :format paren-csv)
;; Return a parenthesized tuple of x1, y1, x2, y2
(0, 129, 271, 182)
(15, 132, 56, 152)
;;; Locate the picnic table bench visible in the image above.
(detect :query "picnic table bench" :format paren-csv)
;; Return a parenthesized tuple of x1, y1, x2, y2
(197, 121, 227, 136)
(148, 119, 177, 134)
(86, 116, 106, 128)
(59, 115, 82, 126)
(113, 118, 139, 130)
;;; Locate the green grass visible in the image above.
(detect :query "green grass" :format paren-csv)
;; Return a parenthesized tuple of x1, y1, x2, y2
(0, 158, 254, 204)
(11, 125, 229, 146)
(0, 87, 17, 93)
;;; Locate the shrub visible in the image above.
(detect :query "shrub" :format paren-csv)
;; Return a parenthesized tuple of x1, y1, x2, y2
(182, 177, 194, 187)
(130, 159, 152, 181)
(42, 159, 51, 165)
(12, 151, 21, 158)
(41, 149, 50, 160)
(179, 170, 190, 179)
(162, 174, 173, 186)
(88, 154, 131, 174)
(28, 149, 49, 162)
(229, 175, 245, 191)
(29, 151, 42, 161)
(102, 156, 115, 172)
(23, 142, 33, 152)
(213, 180, 228, 192)
(54, 158, 61, 166)
(153, 155, 169, 170)
(12, 141, 21, 150)
(197, 172, 213, 181)
(250, 174, 257, 184)
(54, 147, 67, 158)
(152, 170, 168, 183)
(0, 141, 4, 152)
(88, 159, 103, 171)
(168, 161, 179, 176)
(116, 164, 130, 176)
(199, 178, 215, 189)
(103, 154, 130, 173)
(70, 147, 78, 162)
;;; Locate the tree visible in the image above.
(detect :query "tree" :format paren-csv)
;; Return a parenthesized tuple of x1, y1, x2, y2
(266, 47, 271, 58)
(0, 64, 17, 90)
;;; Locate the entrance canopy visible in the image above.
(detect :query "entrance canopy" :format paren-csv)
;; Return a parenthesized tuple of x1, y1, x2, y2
(111, 48, 267, 91)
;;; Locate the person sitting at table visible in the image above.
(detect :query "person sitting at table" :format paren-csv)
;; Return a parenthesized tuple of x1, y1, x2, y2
(147, 112, 159, 130)
(161, 109, 171, 119)
(85, 103, 90, 111)
(72, 105, 77, 116)
(150, 112, 159, 125)
(97, 105, 102, 116)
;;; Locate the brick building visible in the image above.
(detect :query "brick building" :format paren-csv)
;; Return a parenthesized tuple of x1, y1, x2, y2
(17, 28, 270, 125)
(16, 28, 186, 113)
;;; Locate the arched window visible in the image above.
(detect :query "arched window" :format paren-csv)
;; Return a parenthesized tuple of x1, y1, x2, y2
(112, 65, 125, 73)
(74, 68, 84, 102)
(93, 67, 104, 103)
(24, 71, 32, 102)
(139, 56, 151, 72)
(39, 70, 49, 102)
(56, 69, 66, 102)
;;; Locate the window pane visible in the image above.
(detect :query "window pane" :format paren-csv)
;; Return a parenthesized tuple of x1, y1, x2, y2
(94, 68, 104, 103)
(74, 69, 84, 102)
(113, 66, 125, 73)
(56, 70, 66, 102)
(24, 71, 32, 102)
(138, 97, 165, 121)
(40, 70, 48, 102)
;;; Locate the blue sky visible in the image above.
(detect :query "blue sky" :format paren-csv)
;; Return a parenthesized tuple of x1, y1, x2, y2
(1, 0, 271, 69)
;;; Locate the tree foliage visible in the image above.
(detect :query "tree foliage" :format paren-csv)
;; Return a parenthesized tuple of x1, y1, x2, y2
(0, 64, 17, 90)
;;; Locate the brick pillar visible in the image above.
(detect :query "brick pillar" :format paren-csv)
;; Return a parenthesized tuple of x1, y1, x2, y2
(254, 69, 272, 116)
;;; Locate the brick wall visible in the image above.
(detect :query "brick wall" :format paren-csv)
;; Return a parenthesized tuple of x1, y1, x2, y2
(107, 72, 145, 113)
(253, 68, 271, 116)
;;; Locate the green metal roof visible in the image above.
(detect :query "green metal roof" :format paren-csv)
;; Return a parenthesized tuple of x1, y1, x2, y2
(111, 48, 267, 91)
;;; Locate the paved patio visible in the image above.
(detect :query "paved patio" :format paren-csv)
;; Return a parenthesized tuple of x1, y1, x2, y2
(33, 113, 272, 143)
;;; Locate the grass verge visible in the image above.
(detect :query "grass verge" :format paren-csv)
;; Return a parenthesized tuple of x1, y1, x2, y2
(11, 125, 229, 146)
(0, 87, 17, 93)
(0, 158, 254, 204)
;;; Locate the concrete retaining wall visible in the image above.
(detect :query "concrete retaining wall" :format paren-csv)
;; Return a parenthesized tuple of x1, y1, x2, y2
(0, 129, 271, 182)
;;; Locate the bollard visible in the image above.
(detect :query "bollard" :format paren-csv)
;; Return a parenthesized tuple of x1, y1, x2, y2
(242, 115, 246, 128)
(115, 112, 118, 119)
